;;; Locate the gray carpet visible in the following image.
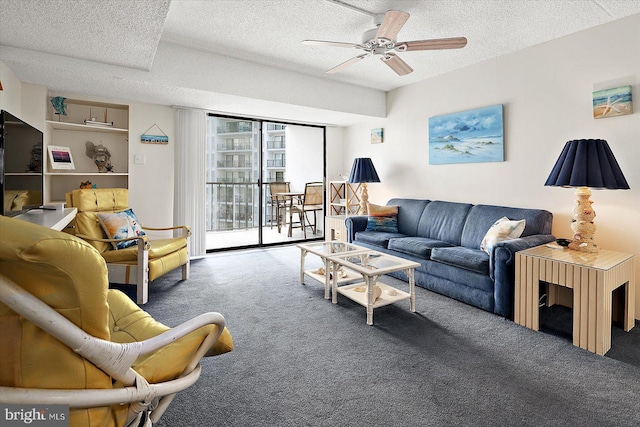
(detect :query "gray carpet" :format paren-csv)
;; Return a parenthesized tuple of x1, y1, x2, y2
(131, 245, 640, 427)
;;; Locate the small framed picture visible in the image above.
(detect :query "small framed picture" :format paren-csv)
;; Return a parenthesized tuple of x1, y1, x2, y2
(371, 128, 383, 144)
(48, 146, 75, 170)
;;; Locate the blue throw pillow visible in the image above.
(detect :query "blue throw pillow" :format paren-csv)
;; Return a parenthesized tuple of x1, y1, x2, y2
(366, 203, 399, 233)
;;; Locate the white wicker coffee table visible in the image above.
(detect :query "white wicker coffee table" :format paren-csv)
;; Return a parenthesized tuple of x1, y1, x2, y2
(328, 251, 420, 325)
(296, 241, 370, 299)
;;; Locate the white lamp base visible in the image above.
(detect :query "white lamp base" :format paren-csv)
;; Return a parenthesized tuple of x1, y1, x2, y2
(359, 183, 369, 215)
(568, 186, 598, 253)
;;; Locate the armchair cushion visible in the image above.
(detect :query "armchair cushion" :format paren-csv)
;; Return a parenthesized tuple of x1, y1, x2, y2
(97, 209, 146, 250)
(107, 290, 233, 383)
(1, 216, 233, 426)
(0, 216, 120, 426)
(101, 238, 187, 263)
(68, 188, 130, 253)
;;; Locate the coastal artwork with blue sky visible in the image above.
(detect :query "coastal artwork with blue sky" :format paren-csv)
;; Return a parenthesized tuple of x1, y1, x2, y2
(429, 104, 504, 165)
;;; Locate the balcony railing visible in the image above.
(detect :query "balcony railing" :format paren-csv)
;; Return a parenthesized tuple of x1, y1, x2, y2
(267, 140, 286, 149)
(206, 182, 259, 232)
(217, 160, 254, 168)
(217, 122, 253, 133)
(217, 142, 254, 151)
(266, 124, 286, 131)
(267, 159, 286, 167)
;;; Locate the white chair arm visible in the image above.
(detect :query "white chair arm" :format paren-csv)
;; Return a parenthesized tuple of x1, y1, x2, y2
(0, 365, 202, 408)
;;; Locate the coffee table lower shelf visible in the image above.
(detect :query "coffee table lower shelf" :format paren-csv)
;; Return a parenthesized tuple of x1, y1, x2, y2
(336, 282, 411, 309)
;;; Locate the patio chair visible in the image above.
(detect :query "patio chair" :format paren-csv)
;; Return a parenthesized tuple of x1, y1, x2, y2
(289, 181, 324, 238)
(267, 181, 290, 231)
(0, 215, 234, 427)
(65, 188, 190, 304)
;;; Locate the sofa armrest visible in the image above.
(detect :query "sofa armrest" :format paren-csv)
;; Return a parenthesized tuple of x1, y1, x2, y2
(345, 216, 368, 243)
(491, 234, 556, 318)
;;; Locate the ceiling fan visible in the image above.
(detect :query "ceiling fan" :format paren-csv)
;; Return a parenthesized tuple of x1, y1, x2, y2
(303, 9, 467, 76)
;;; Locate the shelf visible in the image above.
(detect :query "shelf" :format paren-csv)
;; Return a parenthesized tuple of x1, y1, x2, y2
(336, 282, 410, 309)
(329, 181, 360, 216)
(46, 120, 128, 133)
(44, 96, 130, 204)
(304, 269, 360, 285)
(5, 172, 43, 176)
(45, 172, 128, 176)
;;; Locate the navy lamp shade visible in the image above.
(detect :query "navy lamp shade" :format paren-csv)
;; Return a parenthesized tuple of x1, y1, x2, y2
(348, 158, 380, 215)
(545, 139, 629, 253)
(544, 139, 629, 189)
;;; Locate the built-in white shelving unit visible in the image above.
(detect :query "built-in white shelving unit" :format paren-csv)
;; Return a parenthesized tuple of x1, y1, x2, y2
(45, 98, 129, 203)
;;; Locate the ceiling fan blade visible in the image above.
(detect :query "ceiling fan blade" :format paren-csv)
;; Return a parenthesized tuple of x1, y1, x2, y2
(303, 40, 364, 49)
(326, 54, 368, 74)
(376, 10, 410, 41)
(381, 53, 413, 76)
(395, 37, 468, 52)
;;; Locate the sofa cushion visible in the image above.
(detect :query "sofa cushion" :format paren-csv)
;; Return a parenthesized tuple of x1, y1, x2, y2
(431, 246, 490, 275)
(415, 201, 473, 245)
(386, 198, 431, 236)
(480, 216, 526, 254)
(388, 237, 454, 260)
(366, 203, 399, 233)
(460, 204, 553, 249)
(355, 231, 407, 249)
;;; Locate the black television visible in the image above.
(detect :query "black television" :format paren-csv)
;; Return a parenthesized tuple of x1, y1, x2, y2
(0, 110, 44, 216)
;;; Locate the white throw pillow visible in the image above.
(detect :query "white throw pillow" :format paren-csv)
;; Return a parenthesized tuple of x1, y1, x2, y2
(480, 216, 526, 254)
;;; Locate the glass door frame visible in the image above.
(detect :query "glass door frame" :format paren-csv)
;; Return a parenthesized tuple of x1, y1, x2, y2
(207, 113, 327, 252)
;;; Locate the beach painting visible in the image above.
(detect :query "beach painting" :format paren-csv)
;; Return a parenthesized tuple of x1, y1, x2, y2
(593, 85, 632, 119)
(429, 104, 504, 165)
(371, 128, 384, 144)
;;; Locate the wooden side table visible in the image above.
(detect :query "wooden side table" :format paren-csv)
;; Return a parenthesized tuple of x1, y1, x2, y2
(515, 245, 635, 355)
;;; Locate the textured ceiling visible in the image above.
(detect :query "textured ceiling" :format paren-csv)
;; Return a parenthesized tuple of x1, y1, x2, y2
(0, 0, 170, 70)
(1, 0, 639, 125)
(162, 0, 640, 91)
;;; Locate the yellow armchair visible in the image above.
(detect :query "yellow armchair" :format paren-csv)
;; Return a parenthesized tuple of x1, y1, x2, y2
(0, 216, 233, 427)
(65, 188, 190, 304)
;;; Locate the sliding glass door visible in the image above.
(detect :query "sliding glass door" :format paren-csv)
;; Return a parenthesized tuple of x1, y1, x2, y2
(205, 115, 325, 251)
(262, 123, 325, 245)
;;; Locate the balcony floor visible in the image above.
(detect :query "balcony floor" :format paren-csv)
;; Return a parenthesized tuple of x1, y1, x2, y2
(206, 223, 324, 250)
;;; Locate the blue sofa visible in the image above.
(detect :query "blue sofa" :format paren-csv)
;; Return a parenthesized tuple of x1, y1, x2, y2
(345, 199, 555, 318)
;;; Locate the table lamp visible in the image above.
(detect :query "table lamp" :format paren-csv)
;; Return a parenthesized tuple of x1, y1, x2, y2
(348, 157, 380, 215)
(544, 139, 629, 253)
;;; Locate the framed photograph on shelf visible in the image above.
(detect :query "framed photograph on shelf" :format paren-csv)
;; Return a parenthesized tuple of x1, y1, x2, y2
(48, 146, 75, 170)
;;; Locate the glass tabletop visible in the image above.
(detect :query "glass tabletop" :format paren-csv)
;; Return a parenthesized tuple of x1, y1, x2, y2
(297, 241, 368, 256)
(329, 251, 420, 273)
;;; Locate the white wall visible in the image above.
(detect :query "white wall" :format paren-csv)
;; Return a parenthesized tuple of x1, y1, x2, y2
(325, 126, 345, 183)
(0, 61, 22, 116)
(128, 102, 175, 230)
(285, 125, 324, 192)
(342, 14, 640, 318)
